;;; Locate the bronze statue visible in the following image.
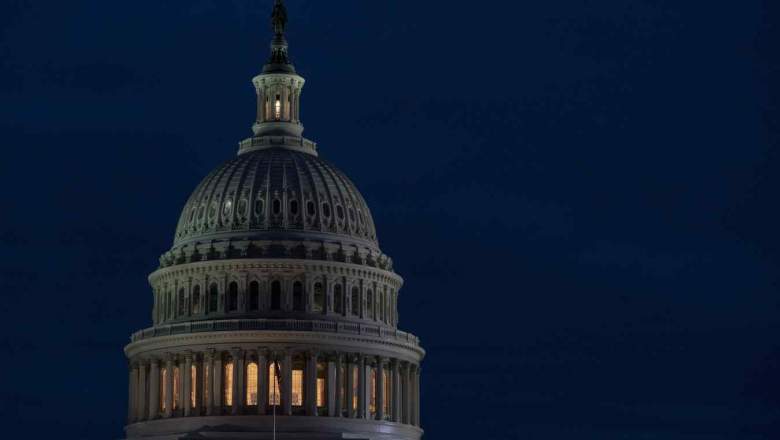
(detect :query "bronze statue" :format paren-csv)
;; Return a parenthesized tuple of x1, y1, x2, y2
(271, 0, 287, 35)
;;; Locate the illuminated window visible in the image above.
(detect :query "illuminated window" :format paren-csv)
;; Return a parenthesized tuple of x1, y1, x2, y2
(352, 366, 358, 410)
(334, 284, 343, 314)
(340, 365, 346, 413)
(209, 283, 219, 313)
(351, 287, 359, 316)
(369, 367, 377, 415)
(313, 282, 324, 312)
(317, 361, 327, 408)
(292, 369, 304, 406)
(249, 281, 260, 311)
(173, 367, 181, 410)
(383, 368, 391, 417)
(160, 367, 168, 412)
(227, 282, 238, 312)
(191, 365, 197, 408)
(293, 282, 304, 311)
(247, 362, 258, 405)
(274, 94, 282, 120)
(203, 364, 209, 405)
(224, 361, 234, 407)
(271, 281, 282, 310)
(269, 363, 281, 405)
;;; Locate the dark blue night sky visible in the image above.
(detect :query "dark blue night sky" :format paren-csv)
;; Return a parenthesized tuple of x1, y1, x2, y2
(1, 1, 779, 438)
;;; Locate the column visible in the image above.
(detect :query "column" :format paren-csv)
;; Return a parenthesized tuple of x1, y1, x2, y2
(205, 350, 214, 416)
(376, 358, 385, 421)
(327, 356, 337, 417)
(232, 349, 244, 415)
(345, 355, 354, 418)
(213, 351, 223, 413)
(257, 349, 268, 415)
(391, 359, 400, 423)
(195, 353, 204, 415)
(137, 360, 148, 422)
(183, 352, 193, 417)
(333, 354, 343, 418)
(128, 362, 138, 422)
(357, 355, 366, 419)
(401, 363, 410, 424)
(414, 366, 421, 427)
(164, 355, 174, 418)
(282, 350, 293, 416)
(148, 359, 160, 420)
(306, 351, 318, 416)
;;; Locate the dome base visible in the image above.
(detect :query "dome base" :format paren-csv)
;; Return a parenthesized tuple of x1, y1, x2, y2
(125, 416, 423, 440)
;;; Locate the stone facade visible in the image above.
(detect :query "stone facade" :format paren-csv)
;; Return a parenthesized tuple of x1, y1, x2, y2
(123, 2, 423, 439)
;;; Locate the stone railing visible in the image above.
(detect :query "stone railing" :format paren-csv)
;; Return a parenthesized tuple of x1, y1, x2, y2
(130, 318, 420, 346)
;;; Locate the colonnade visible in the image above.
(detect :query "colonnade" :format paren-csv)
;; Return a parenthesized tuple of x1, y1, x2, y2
(127, 349, 420, 427)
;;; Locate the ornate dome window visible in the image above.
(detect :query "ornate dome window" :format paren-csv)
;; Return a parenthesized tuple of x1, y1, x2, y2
(223, 199, 233, 217)
(321, 202, 331, 218)
(237, 197, 248, 220)
(290, 199, 299, 216)
(336, 205, 345, 221)
(208, 201, 218, 221)
(306, 200, 316, 217)
(254, 197, 265, 218)
(273, 198, 282, 216)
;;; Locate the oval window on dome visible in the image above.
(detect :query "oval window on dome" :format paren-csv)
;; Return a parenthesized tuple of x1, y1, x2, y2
(208, 202, 218, 220)
(348, 207, 355, 222)
(358, 210, 365, 225)
(198, 205, 206, 220)
(322, 202, 331, 218)
(223, 199, 233, 216)
(336, 205, 345, 220)
(306, 201, 316, 217)
(290, 200, 299, 216)
(237, 198, 248, 217)
(273, 199, 282, 216)
(255, 199, 265, 217)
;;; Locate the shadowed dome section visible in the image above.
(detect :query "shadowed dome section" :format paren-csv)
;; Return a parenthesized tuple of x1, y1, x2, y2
(173, 147, 378, 249)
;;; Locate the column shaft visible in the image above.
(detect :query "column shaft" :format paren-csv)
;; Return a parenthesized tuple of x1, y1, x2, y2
(282, 351, 293, 416)
(164, 357, 174, 418)
(205, 352, 214, 415)
(391, 360, 400, 423)
(232, 350, 244, 415)
(128, 364, 138, 422)
(357, 355, 366, 419)
(376, 359, 385, 421)
(345, 356, 354, 418)
(257, 351, 268, 415)
(148, 360, 160, 420)
(306, 352, 318, 416)
(137, 361, 148, 421)
(213, 352, 223, 413)
(334, 354, 343, 418)
(183, 354, 193, 416)
(327, 358, 337, 417)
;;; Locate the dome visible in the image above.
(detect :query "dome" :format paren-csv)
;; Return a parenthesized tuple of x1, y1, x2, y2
(172, 147, 379, 251)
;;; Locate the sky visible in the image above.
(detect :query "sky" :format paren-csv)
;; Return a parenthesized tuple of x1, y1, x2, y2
(0, 0, 778, 438)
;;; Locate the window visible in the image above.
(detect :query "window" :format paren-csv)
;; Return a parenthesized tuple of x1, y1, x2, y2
(293, 282, 304, 312)
(191, 365, 197, 409)
(274, 94, 282, 120)
(227, 282, 238, 312)
(173, 367, 181, 410)
(247, 362, 258, 406)
(369, 367, 377, 415)
(336, 205, 345, 220)
(178, 288, 185, 316)
(255, 198, 265, 217)
(271, 281, 282, 310)
(313, 282, 324, 313)
(209, 283, 219, 313)
(204, 365, 209, 406)
(367, 289, 374, 319)
(223, 198, 233, 216)
(306, 200, 315, 217)
(334, 284, 343, 314)
(224, 361, 234, 407)
(317, 361, 327, 408)
(322, 202, 331, 218)
(290, 199, 299, 216)
(249, 281, 260, 311)
(352, 366, 358, 411)
(383, 368, 390, 417)
(192, 285, 201, 315)
(292, 369, 304, 407)
(273, 198, 281, 215)
(351, 287, 360, 316)
(269, 362, 281, 405)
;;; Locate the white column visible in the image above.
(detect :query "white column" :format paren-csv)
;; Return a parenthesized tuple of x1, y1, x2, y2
(282, 350, 293, 416)
(327, 356, 337, 417)
(334, 354, 343, 417)
(137, 360, 148, 421)
(414, 366, 421, 426)
(183, 352, 193, 417)
(213, 351, 223, 413)
(205, 350, 214, 416)
(345, 355, 354, 418)
(257, 349, 268, 415)
(402, 363, 411, 424)
(391, 359, 400, 423)
(232, 349, 244, 415)
(128, 362, 138, 422)
(357, 355, 366, 419)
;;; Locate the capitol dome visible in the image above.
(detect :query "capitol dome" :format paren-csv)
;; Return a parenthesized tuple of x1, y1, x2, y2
(123, 2, 422, 439)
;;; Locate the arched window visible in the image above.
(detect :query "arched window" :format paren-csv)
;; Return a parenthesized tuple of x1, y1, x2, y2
(293, 281, 304, 312)
(224, 360, 234, 407)
(351, 287, 360, 316)
(271, 281, 282, 311)
(249, 281, 260, 311)
(334, 284, 343, 314)
(227, 282, 238, 312)
(313, 282, 324, 313)
(269, 362, 281, 405)
(178, 288, 186, 316)
(192, 285, 201, 315)
(367, 289, 374, 320)
(292, 368, 304, 407)
(247, 362, 259, 405)
(191, 364, 197, 409)
(208, 283, 219, 313)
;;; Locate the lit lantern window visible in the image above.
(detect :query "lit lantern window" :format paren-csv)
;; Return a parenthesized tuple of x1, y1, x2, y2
(247, 362, 259, 405)
(292, 369, 304, 406)
(275, 94, 282, 120)
(224, 361, 234, 406)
